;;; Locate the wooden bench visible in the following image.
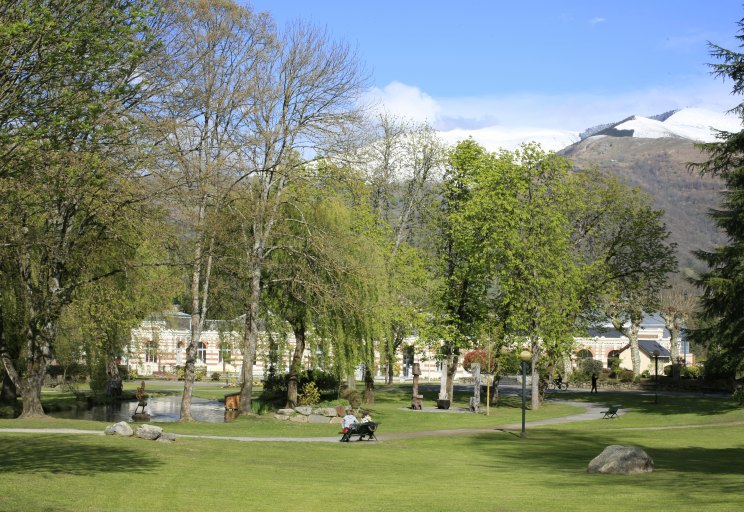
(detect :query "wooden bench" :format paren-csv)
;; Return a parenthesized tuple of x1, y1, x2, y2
(339, 422, 379, 442)
(601, 404, 621, 419)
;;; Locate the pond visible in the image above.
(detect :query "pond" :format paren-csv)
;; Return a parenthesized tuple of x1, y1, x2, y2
(49, 395, 231, 423)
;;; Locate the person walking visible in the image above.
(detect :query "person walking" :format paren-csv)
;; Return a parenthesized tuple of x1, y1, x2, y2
(591, 373, 598, 394)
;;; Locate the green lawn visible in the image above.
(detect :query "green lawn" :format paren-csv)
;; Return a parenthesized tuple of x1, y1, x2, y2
(1, 386, 743, 511)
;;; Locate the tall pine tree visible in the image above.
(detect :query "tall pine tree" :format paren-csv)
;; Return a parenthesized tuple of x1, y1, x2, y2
(690, 18, 744, 375)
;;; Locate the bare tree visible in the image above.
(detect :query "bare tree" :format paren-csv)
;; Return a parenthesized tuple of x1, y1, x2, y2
(659, 277, 698, 378)
(233, 21, 366, 413)
(145, 0, 272, 420)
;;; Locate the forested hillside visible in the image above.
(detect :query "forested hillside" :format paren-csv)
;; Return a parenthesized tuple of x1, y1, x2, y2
(560, 136, 724, 271)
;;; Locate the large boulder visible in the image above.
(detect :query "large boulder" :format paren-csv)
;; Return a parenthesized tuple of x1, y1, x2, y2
(135, 424, 163, 441)
(294, 406, 313, 416)
(104, 421, 133, 437)
(587, 445, 654, 474)
(157, 432, 177, 443)
(308, 414, 330, 424)
(313, 407, 338, 417)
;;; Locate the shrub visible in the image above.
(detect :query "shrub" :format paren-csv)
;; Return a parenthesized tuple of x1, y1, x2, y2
(682, 365, 702, 379)
(618, 369, 635, 383)
(195, 368, 206, 381)
(733, 388, 744, 405)
(264, 369, 339, 394)
(300, 369, 339, 392)
(211, 372, 221, 382)
(341, 387, 361, 409)
(298, 382, 321, 406)
(578, 358, 602, 376)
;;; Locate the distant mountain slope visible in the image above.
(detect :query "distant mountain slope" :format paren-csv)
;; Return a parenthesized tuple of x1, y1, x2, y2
(559, 136, 725, 271)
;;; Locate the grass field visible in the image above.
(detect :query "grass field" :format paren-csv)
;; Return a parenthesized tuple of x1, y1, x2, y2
(1, 385, 743, 511)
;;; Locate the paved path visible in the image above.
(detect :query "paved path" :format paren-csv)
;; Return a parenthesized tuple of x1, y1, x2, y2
(0, 400, 611, 443)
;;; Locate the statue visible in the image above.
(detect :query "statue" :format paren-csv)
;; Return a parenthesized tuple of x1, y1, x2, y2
(132, 380, 151, 421)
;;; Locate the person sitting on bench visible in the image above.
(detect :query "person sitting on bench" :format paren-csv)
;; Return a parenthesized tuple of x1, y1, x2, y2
(341, 409, 358, 433)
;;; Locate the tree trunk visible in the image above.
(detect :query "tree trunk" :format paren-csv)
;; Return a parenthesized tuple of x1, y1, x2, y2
(669, 318, 681, 379)
(1, 370, 17, 403)
(286, 319, 306, 408)
(346, 372, 356, 390)
(105, 356, 122, 397)
(12, 322, 55, 418)
(385, 351, 394, 384)
(628, 321, 641, 375)
(363, 364, 374, 404)
(471, 363, 480, 412)
(490, 377, 499, 406)
(238, 256, 262, 414)
(446, 353, 458, 403)
(438, 359, 448, 400)
(180, 201, 208, 422)
(531, 359, 541, 411)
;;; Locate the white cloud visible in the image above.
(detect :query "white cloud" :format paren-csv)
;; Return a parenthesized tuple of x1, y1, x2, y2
(362, 81, 440, 123)
(588, 17, 606, 25)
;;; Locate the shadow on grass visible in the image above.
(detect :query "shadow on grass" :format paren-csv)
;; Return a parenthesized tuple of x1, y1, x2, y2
(467, 429, 744, 476)
(0, 436, 163, 475)
(553, 391, 740, 417)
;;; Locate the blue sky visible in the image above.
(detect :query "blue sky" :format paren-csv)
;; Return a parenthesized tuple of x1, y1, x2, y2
(249, 1, 743, 145)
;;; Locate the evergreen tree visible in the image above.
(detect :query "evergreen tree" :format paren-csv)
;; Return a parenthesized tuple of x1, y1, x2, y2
(690, 19, 744, 374)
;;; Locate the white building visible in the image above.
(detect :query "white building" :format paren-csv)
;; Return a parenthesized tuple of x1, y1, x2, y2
(127, 312, 693, 380)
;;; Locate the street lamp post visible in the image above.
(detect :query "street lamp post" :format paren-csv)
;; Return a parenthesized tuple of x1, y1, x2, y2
(520, 350, 532, 438)
(653, 349, 660, 404)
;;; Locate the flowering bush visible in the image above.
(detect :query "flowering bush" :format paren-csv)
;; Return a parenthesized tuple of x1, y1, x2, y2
(462, 350, 495, 374)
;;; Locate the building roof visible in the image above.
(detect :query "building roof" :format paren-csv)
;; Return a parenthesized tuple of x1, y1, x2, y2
(617, 340, 670, 358)
(638, 339, 670, 358)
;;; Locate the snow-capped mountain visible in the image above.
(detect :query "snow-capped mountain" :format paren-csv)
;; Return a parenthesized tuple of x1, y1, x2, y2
(437, 108, 741, 153)
(579, 107, 742, 144)
(438, 126, 579, 153)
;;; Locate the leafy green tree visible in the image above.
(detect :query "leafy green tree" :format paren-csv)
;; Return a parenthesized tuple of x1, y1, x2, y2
(460, 143, 586, 408)
(0, 0, 162, 417)
(260, 167, 387, 407)
(688, 19, 744, 374)
(428, 139, 492, 403)
(560, 168, 677, 376)
(57, 239, 178, 395)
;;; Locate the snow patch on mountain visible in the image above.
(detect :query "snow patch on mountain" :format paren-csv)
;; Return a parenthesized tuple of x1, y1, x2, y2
(438, 126, 580, 153)
(586, 108, 741, 143)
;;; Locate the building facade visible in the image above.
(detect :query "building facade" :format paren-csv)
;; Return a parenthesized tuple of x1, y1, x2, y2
(127, 312, 693, 381)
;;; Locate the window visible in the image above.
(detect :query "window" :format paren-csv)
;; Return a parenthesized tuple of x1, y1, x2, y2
(145, 341, 158, 363)
(197, 342, 207, 364)
(218, 342, 231, 363)
(576, 349, 593, 360)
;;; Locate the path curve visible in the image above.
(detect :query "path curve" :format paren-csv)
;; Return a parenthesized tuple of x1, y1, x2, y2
(3, 402, 742, 442)
(0, 401, 607, 442)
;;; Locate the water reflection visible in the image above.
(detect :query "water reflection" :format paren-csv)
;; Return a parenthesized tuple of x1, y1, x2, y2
(49, 395, 230, 423)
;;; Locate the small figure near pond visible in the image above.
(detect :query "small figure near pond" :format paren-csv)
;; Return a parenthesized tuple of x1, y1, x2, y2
(132, 381, 151, 421)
